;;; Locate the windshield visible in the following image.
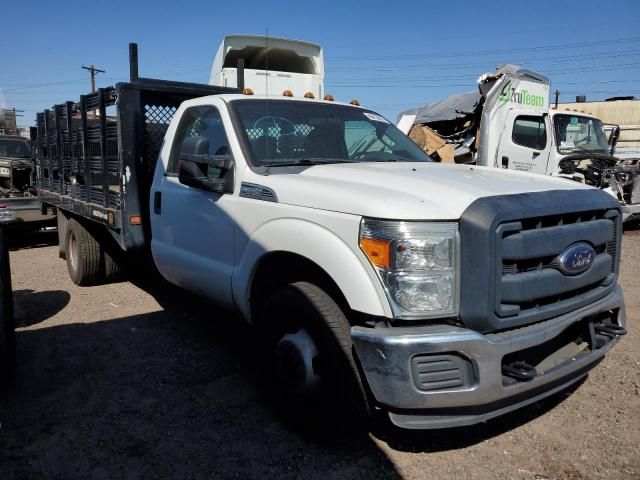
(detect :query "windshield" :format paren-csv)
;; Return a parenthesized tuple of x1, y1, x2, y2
(554, 114, 609, 155)
(0, 138, 31, 158)
(230, 100, 431, 167)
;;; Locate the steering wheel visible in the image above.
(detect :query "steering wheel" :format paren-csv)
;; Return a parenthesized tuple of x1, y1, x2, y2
(251, 116, 297, 136)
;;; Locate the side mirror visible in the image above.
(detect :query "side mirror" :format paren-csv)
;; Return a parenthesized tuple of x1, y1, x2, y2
(606, 124, 620, 155)
(178, 153, 235, 194)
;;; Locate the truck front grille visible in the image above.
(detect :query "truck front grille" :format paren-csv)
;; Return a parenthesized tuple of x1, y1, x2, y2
(495, 209, 619, 324)
(458, 189, 621, 333)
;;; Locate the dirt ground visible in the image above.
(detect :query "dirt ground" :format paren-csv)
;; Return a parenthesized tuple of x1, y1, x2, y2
(0, 229, 638, 480)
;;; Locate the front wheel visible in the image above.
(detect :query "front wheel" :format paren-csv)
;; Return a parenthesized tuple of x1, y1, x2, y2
(262, 281, 370, 434)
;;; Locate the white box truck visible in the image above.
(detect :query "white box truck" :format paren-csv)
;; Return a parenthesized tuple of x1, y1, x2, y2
(209, 34, 324, 99)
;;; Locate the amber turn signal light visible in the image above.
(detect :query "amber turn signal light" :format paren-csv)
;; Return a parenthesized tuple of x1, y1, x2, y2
(360, 237, 390, 269)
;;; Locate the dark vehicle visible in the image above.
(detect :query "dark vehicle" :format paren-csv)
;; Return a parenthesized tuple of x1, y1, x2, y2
(0, 135, 55, 228)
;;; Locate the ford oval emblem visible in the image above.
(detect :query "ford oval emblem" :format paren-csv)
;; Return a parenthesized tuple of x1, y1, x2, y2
(558, 242, 596, 275)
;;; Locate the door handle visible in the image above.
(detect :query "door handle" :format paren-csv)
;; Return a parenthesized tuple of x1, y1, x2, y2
(154, 191, 162, 214)
(501, 156, 509, 168)
(532, 151, 540, 158)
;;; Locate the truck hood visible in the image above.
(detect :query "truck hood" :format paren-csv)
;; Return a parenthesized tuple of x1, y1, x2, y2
(258, 162, 592, 220)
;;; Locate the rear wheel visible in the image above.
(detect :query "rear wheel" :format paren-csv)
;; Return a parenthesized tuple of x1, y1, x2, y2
(65, 219, 103, 286)
(262, 281, 370, 434)
(0, 230, 15, 390)
(103, 247, 123, 283)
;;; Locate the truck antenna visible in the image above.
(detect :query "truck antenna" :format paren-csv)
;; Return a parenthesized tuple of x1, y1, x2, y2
(265, 27, 272, 176)
(265, 27, 269, 98)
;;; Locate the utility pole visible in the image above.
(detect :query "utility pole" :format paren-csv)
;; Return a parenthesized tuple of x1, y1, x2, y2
(82, 64, 105, 118)
(81, 64, 105, 93)
(0, 108, 23, 136)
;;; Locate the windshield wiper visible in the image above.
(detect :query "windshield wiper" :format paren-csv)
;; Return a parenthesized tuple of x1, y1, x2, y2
(266, 158, 358, 167)
(565, 146, 607, 154)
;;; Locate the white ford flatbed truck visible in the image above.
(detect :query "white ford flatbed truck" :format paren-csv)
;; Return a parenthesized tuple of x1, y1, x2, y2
(34, 45, 627, 431)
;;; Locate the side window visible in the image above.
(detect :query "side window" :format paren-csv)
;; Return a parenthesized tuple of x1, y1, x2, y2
(512, 116, 547, 150)
(167, 106, 230, 176)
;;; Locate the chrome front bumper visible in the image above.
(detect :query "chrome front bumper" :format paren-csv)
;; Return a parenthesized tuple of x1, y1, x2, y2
(622, 203, 640, 223)
(351, 286, 626, 429)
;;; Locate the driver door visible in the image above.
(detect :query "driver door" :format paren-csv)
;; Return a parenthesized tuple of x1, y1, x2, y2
(499, 111, 551, 175)
(150, 105, 236, 308)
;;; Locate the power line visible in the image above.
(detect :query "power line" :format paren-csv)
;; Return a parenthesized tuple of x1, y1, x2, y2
(328, 63, 640, 86)
(329, 48, 640, 73)
(1, 78, 87, 93)
(326, 35, 640, 62)
(5, 49, 637, 93)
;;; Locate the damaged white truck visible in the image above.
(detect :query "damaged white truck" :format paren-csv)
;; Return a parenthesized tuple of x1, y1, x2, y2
(34, 44, 627, 430)
(398, 65, 640, 223)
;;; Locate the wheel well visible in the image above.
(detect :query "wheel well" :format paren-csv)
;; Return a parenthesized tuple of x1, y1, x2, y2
(57, 209, 124, 264)
(249, 252, 351, 325)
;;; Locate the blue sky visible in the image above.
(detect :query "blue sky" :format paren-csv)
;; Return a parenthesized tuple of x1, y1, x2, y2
(1, 0, 639, 125)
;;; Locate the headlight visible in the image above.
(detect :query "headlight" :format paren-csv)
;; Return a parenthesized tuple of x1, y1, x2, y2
(359, 218, 459, 319)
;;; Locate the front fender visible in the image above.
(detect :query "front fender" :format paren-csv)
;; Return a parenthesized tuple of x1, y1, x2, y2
(232, 217, 391, 322)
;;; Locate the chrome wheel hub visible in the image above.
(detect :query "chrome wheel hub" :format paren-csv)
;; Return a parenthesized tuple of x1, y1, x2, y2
(69, 233, 78, 271)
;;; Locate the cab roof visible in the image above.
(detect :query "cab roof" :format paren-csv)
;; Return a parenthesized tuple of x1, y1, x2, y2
(190, 94, 365, 110)
(550, 108, 600, 120)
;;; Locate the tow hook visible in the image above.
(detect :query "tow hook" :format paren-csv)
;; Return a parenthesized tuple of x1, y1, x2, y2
(593, 323, 627, 339)
(502, 361, 537, 381)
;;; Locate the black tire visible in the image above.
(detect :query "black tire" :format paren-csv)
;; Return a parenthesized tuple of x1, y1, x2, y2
(104, 248, 123, 283)
(65, 219, 103, 286)
(0, 230, 15, 390)
(262, 281, 370, 435)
